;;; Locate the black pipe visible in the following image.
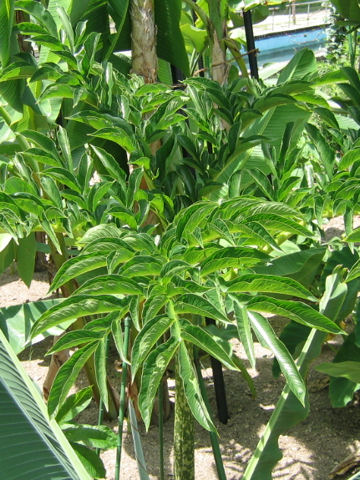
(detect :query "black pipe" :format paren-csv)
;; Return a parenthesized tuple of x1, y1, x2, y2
(206, 318, 229, 424)
(243, 9, 259, 80)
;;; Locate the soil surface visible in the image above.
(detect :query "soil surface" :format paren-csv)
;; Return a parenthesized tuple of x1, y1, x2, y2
(1, 217, 360, 480)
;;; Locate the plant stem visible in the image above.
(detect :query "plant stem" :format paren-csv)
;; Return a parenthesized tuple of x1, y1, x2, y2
(174, 353, 194, 480)
(115, 316, 131, 480)
(158, 376, 165, 480)
(194, 351, 227, 480)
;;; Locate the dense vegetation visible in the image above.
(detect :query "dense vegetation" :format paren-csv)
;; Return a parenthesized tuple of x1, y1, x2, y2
(1, 1, 360, 479)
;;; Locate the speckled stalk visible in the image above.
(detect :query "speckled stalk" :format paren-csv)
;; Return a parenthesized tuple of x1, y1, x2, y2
(174, 357, 195, 480)
(131, 0, 157, 83)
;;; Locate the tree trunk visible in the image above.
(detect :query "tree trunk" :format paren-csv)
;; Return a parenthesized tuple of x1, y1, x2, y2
(174, 358, 194, 480)
(208, 0, 228, 85)
(211, 28, 228, 85)
(131, 0, 158, 83)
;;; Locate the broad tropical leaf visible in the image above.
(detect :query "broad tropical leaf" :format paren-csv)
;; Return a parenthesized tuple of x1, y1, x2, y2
(0, 298, 63, 354)
(0, 330, 91, 480)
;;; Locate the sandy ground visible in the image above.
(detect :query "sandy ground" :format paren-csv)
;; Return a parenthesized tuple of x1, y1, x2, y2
(1, 218, 360, 480)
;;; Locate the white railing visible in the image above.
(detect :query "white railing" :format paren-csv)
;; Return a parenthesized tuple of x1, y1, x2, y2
(253, 0, 330, 35)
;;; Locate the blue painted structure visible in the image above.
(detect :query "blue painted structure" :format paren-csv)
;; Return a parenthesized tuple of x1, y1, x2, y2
(253, 25, 327, 67)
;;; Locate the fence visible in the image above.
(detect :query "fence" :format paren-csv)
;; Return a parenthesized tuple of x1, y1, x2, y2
(253, 0, 330, 35)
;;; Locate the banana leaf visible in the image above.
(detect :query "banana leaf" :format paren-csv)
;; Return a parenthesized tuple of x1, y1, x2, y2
(0, 329, 91, 480)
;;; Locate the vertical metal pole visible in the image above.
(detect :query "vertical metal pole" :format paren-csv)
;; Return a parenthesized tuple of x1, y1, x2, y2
(243, 9, 259, 80)
(292, 0, 296, 25)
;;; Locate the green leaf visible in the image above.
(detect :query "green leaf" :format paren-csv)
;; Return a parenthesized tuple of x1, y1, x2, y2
(56, 6, 74, 50)
(44, 167, 81, 193)
(94, 337, 109, 411)
(74, 274, 143, 296)
(48, 330, 103, 354)
(329, 0, 360, 22)
(56, 387, 93, 425)
(22, 149, 61, 167)
(126, 167, 143, 208)
(233, 299, 256, 369)
(272, 321, 310, 378)
(50, 253, 109, 292)
(41, 177, 63, 207)
(247, 296, 343, 334)
(21, 130, 59, 159)
(0, 0, 14, 66)
(0, 330, 91, 480)
(339, 148, 360, 170)
(64, 424, 117, 449)
(131, 315, 175, 380)
(57, 125, 73, 171)
(111, 315, 128, 363)
(278, 49, 316, 84)
(316, 361, 360, 383)
(200, 247, 268, 275)
(128, 399, 151, 480)
(175, 201, 217, 240)
(90, 127, 136, 153)
(246, 213, 312, 237)
(346, 230, 360, 244)
(142, 295, 167, 324)
(119, 255, 164, 277)
(160, 259, 191, 279)
(254, 247, 326, 288)
(31, 295, 129, 337)
(175, 293, 229, 324)
(226, 274, 316, 300)
(90, 145, 127, 183)
(0, 62, 36, 81)
(180, 321, 239, 371)
(0, 235, 14, 276)
(328, 333, 360, 407)
(48, 343, 98, 416)
(155, 0, 189, 76)
(15, 0, 58, 37)
(70, 442, 105, 479)
(243, 271, 347, 480)
(16, 233, 36, 287)
(249, 312, 306, 405)
(178, 343, 215, 432)
(139, 336, 179, 430)
(0, 298, 64, 354)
